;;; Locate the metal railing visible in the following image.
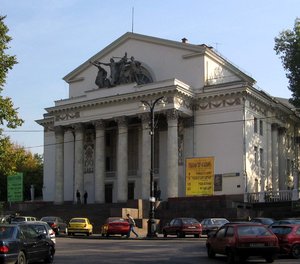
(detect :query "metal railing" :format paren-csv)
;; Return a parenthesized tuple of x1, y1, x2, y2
(246, 189, 300, 203)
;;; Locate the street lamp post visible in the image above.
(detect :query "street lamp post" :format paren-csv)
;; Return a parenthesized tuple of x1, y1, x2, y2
(141, 96, 164, 238)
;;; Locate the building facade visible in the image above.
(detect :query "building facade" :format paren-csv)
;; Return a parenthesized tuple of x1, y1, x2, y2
(37, 32, 300, 204)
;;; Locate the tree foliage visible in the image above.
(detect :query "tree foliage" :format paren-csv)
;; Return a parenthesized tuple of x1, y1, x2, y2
(0, 15, 24, 133)
(274, 18, 300, 106)
(0, 141, 43, 201)
(0, 15, 42, 201)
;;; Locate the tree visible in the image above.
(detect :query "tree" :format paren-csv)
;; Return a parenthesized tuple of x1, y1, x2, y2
(0, 142, 43, 201)
(274, 18, 300, 106)
(0, 15, 24, 132)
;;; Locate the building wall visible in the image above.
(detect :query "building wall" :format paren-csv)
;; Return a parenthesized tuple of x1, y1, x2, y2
(194, 104, 244, 195)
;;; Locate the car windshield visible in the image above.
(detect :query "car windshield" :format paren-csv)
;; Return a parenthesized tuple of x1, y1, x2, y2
(108, 218, 126, 223)
(70, 219, 85, 223)
(253, 218, 274, 225)
(271, 226, 293, 235)
(12, 217, 26, 222)
(182, 218, 198, 224)
(212, 219, 228, 225)
(0, 226, 14, 239)
(237, 225, 272, 236)
(31, 225, 47, 235)
(41, 217, 56, 221)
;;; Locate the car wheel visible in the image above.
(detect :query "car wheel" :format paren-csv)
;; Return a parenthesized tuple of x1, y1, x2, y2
(207, 245, 215, 258)
(265, 255, 274, 263)
(17, 251, 26, 264)
(226, 249, 237, 264)
(291, 244, 300, 259)
(44, 247, 54, 263)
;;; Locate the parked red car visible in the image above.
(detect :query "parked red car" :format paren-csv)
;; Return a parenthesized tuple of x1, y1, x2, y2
(101, 217, 130, 237)
(270, 224, 300, 259)
(206, 222, 279, 263)
(162, 217, 202, 238)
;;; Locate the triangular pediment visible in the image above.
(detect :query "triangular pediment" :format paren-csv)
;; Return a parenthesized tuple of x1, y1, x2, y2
(63, 32, 255, 99)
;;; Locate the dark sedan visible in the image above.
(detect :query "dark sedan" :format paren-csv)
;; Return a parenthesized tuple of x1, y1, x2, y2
(162, 217, 202, 238)
(40, 216, 68, 235)
(200, 218, 229, 235)
(0, 223, 55, 264)
(206, 222, 279, 263)
(270, 224, 300, 259)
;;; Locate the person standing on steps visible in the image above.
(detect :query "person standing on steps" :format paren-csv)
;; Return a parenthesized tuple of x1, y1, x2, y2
(126, 213, 139, 238)
(84, 191, 88, 204)
(76, 190, 81, 204)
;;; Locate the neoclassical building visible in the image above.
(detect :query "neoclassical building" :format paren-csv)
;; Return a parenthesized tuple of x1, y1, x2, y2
(37, 32, 300, 204)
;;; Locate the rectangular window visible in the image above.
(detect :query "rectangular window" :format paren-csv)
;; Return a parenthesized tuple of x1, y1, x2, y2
(287, 159, 291, 176)
(128, 128, 138, 173)
(254, 146, 258, 165)
(254, 117, 258, 133)
(259, 148, 264, 167)
(259, 120, 263, 136)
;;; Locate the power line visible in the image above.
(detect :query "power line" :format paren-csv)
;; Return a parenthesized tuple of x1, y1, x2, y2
(2, 103, 299, 152)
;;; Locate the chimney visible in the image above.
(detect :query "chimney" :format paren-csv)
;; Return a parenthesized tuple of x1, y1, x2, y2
(181, 37, 188, 43)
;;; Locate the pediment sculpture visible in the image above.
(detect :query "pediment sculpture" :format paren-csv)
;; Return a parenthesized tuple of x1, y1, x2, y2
(90, 52, 153, 88)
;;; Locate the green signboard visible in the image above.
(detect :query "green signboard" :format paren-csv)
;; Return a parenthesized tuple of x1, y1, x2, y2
(7, 172, 23, 202)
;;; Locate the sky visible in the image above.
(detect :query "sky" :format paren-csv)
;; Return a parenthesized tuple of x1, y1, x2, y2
(1, 0, 299, 155)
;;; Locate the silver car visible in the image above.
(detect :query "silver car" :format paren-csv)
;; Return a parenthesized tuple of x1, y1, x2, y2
(22, 221, 56, 244)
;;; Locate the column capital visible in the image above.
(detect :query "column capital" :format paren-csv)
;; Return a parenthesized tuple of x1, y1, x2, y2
(165, 109, 179, 121)
(115, 116, 128, 128)
(72, 123, 84, 132)
(94, 120, 105, 130)
(138, 113, 150, 123)
(54, 126, 64, 134)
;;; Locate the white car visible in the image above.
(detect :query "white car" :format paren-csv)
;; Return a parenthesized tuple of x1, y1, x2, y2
(10, 216, 37, 224)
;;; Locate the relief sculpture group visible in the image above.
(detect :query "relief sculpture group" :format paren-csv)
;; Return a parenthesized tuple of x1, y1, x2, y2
(90, 52, 146, 88)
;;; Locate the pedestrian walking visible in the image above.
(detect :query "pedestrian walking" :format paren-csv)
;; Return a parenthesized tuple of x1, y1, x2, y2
(126, 213, 139, 238)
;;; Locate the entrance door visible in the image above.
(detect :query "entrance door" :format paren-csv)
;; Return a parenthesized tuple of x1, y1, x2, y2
(128, 182, 135, 200)
(105, 184, 113, 203)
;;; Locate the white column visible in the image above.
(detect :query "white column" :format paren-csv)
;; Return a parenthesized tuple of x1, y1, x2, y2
(278, 127, 287, 190)
(116, 117, 128, 202)
(94, 120, 105, 203)
(166, 109, 179, 198)
(140, 114, 151, 200)
(74, 124, 84, 203)
(271, 124, 279, 191)
(54, 126, 64, 204)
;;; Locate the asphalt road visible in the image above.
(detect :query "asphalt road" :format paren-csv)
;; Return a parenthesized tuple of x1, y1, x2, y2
(52, 235, 300, 264)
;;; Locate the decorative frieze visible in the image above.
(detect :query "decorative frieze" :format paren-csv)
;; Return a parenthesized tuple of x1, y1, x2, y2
(195, 96, 242, 111)
(249, 101, 267, 116)
(55, 111, 80, 121)
(178, 120, 184, 166)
